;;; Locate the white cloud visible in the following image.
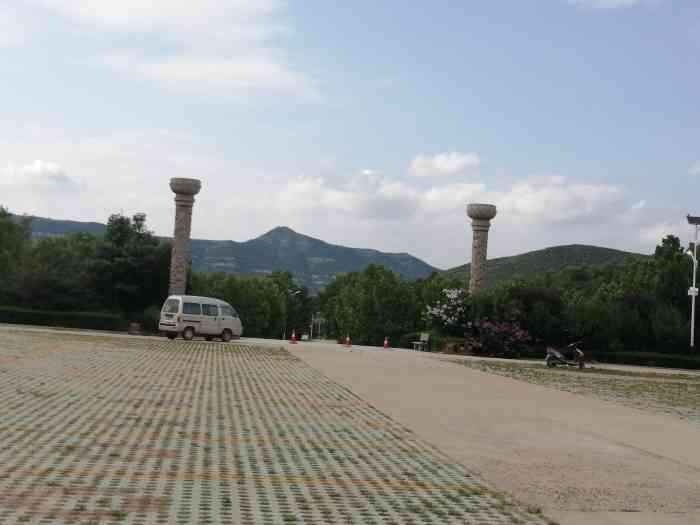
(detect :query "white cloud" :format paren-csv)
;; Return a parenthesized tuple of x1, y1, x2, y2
(689, 161, 700, 176)
(638, 219, 687, 244)
(92, 54, 315, 97)
(0, 125, 684, 268)
(409, 152, 481, 178)
(0, 7, 31, 47)
(22, 0, 314, 97)
(271, 170, 678, 266)
(1, 160, 79, 193)
(496, 175, 622, 224)
(566, 0, 645, 10)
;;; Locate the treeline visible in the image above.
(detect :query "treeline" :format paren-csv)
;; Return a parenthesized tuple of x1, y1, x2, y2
(317, 235, 696, 358)
(317, 264, 460, 346)
(2, 205, 696, 359)
(1, 209, 170, 321)
(0, 208, 311, 336)
(191, 270, 313, 339)
(474, 235, 691, 353)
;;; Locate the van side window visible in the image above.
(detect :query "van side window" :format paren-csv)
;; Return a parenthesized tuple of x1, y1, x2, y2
(202, 304, 219, 316)
(183, 302, 202, 315)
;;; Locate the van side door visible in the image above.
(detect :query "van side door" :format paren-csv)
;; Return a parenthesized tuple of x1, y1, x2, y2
(182, 302, 203, 333)
(201, 304, 220, 335)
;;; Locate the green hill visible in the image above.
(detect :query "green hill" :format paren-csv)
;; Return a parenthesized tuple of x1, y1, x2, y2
(17, 213, 644, 293)
(13, 214, 106, 237)
(443, 244, 644, 287)
(189, 226, 437, 293)
(19, 215, 437, 293)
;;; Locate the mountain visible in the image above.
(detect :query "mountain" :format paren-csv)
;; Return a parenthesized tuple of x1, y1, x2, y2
(443, 244, 643, 288)
(19, 215, 438, 292)
(189, 226, 437, 292)
(14, 214, 106, 237)
(18, 214, 644, 293)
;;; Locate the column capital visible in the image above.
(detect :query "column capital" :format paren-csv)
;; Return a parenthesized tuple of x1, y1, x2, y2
(174, 193, 196, 207)
(470, 219, 492, 232)
(170, 177, 202, 196)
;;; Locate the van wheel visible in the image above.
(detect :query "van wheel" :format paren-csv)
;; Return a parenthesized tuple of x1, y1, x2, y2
(221, 329, 232, 342)
(166, 333, 177, 340)
(182, 327, 195, 341)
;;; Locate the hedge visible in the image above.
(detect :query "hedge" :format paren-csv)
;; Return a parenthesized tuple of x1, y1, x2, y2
(588, 351, 700, 370)
(0, 305, 128, 332)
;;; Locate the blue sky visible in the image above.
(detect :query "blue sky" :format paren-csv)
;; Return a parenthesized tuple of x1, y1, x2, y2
(1, 0, 698, 268)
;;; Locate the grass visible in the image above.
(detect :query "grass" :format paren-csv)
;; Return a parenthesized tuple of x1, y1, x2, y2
(110, 509, 128, 520)
(455, 359, 700, 423)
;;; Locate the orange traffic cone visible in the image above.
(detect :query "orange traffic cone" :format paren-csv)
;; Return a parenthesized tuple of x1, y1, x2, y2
(383, 336, 389, 349)
(290, 330, 298, 344)
(344, 334, 351, 348)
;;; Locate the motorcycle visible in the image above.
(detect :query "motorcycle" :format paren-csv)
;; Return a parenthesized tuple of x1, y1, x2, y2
(545, 341, 585, 370)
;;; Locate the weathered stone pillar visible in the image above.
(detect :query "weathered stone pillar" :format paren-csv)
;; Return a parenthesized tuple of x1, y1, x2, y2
(169, 178, 202, 296)
(467, 203, 497, 294)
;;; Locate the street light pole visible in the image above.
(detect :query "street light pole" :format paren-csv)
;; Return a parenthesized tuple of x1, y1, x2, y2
(686, 215, 700, 349)
(688, 249, 698, 349)
(284, 289, 302, 342)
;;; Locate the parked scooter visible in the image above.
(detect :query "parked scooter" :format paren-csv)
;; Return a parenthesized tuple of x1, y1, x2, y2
(545, 341, 585, 370)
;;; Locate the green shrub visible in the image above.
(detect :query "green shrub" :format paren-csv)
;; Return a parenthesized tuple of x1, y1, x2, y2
(136, 305, 162, 334)
(0, 305, 127, 332)
(470, 320, 530, 358)
(430, 333, 465, 353)
(589, 351, 700, 370)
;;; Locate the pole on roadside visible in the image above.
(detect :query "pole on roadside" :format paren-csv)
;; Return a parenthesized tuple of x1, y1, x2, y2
(686, 215, 700, 349)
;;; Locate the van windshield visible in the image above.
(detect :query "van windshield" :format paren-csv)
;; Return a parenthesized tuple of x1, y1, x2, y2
(162, 299, 180, 314)
(221, 305, 238, 317)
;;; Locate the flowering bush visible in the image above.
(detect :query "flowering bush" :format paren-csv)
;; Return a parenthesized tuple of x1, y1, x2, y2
(424, 288, 469, 336)
(467, 320, 530, 358)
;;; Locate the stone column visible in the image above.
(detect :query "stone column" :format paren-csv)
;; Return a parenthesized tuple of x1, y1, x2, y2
(466, 203, 497, 294)
(169, 178, 202, 296)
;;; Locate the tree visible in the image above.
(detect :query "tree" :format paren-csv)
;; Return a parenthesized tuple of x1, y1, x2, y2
(319, 265, 419, 345)
(191, 272, 287, 338)
(424, 288, 469, 336)
(15, 234, 99, 310)
(268, 271, 314, 336)
(89, 213, 171, 317)
(0, 207, 30, 302)
(653, 235, 690, 311)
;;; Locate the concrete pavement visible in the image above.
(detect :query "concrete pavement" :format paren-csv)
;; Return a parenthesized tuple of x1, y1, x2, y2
(281, 340, 700, 525)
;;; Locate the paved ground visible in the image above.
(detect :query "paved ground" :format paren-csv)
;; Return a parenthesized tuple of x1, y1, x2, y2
(277, 340, 700, 525)
(2, 325, 699, 524)
(0, 327, 547, 525)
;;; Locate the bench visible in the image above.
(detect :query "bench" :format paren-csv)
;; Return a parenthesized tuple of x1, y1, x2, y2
(412, 332, 430, 352)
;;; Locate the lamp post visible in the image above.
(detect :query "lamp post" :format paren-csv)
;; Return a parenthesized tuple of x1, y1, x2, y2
(687, 249, 698, 349)
(686, 215, 700, 349)
(283, 289, 302, 341)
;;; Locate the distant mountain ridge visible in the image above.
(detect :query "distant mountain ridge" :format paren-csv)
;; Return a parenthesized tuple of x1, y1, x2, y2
(16, 214, 643, 292)
(17, 215, 437, 292)
(189, 226, 438, 292)
(442, 244, 644, 287)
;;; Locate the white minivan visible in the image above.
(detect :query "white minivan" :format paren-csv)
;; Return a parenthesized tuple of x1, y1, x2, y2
(159, 295, 243, 342)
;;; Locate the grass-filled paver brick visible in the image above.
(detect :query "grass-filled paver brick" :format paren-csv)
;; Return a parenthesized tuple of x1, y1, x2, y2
(0, 329, 548, 524)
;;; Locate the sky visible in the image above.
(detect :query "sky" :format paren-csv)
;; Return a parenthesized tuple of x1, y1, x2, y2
(1, 0, 699, 270)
